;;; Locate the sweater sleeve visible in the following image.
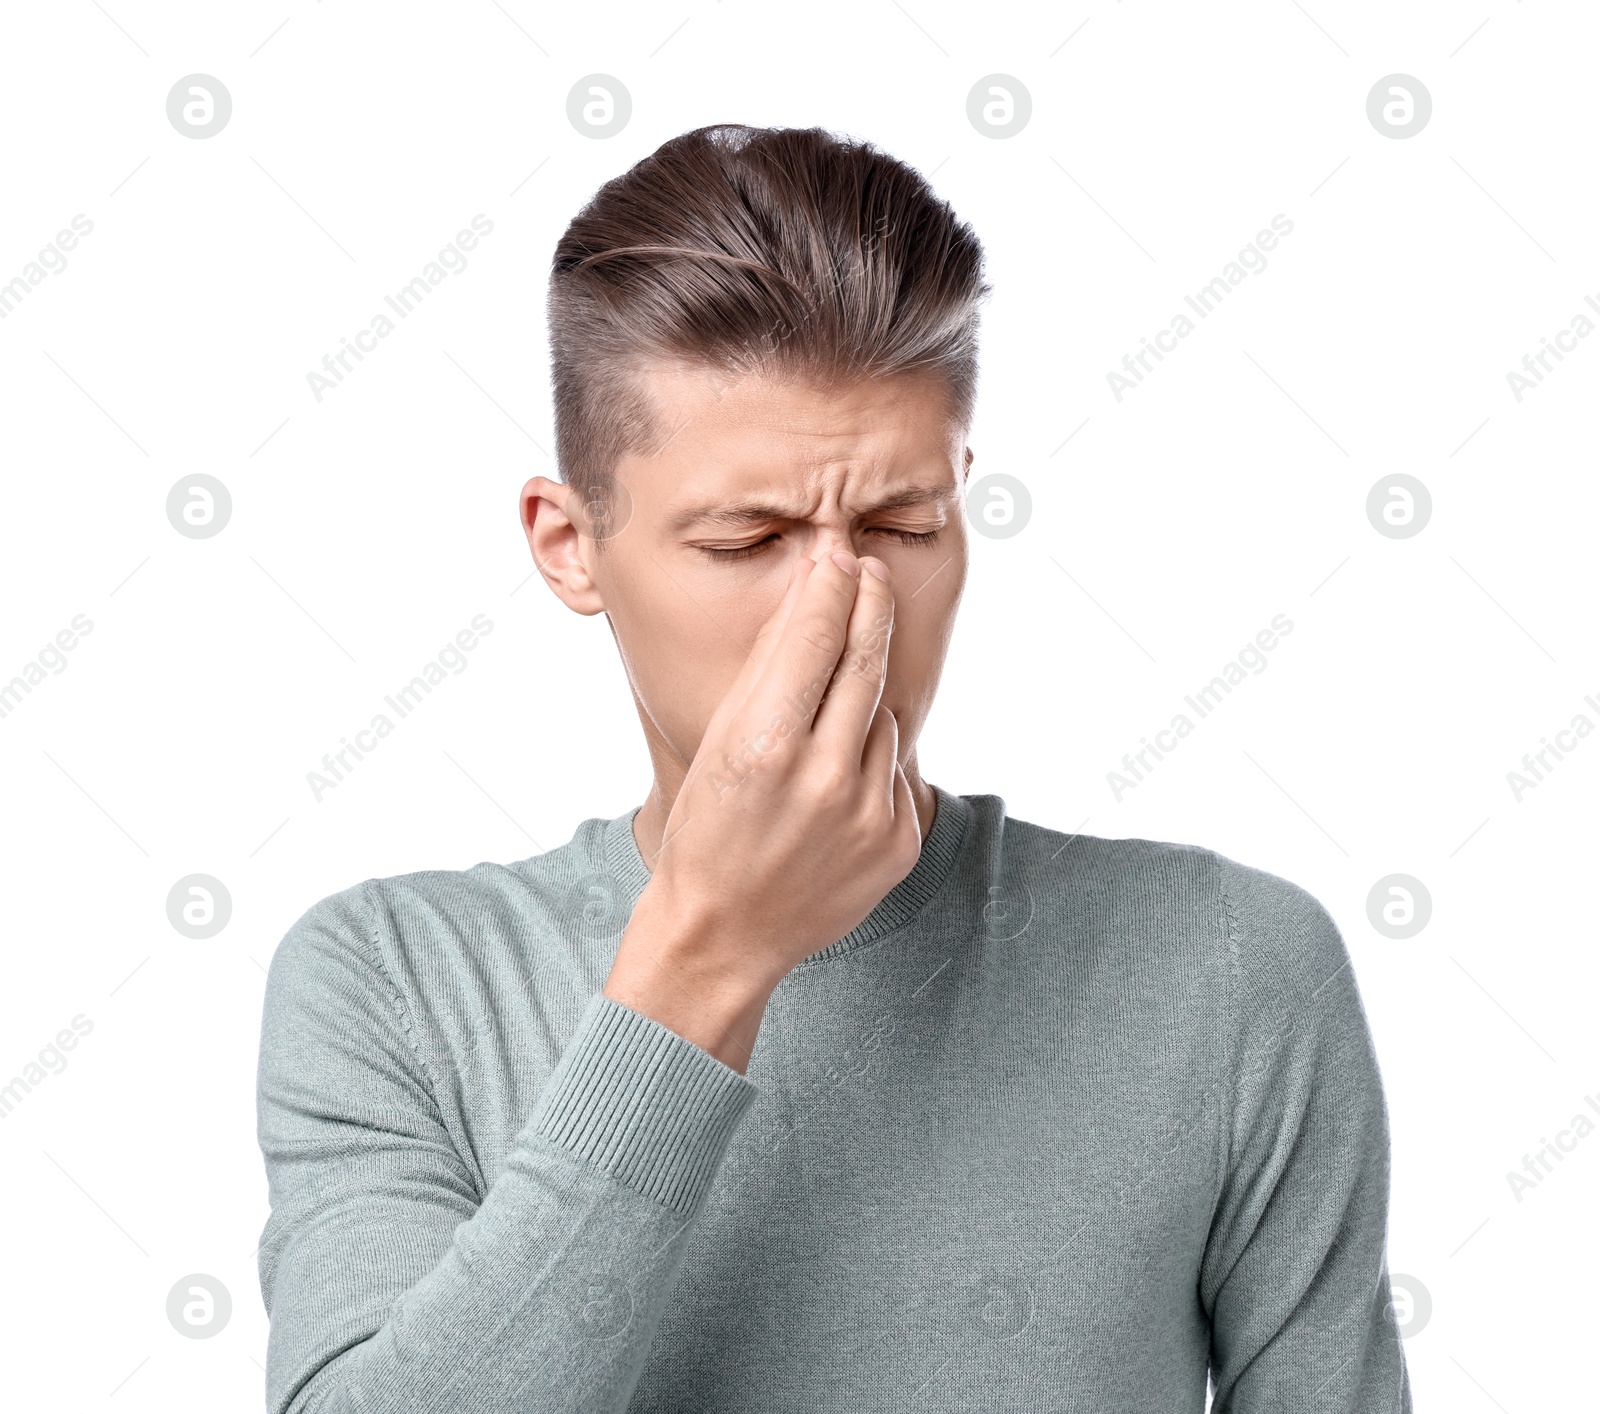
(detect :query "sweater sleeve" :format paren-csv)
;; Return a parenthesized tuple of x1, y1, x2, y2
(255, 883, 759, 1414)
(1199, 859, 1412, 1412)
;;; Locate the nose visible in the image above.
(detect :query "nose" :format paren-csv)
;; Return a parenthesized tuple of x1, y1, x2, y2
(807, 523, 865, 563)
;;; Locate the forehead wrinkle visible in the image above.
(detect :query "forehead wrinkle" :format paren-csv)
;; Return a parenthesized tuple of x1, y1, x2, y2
(668, 480, 953, 531)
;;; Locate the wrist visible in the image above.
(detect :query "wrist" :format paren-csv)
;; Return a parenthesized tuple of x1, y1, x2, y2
(602, 888, 778, 1074)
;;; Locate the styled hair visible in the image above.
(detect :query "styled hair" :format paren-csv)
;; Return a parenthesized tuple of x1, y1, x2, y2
(547, 123, 990, 540)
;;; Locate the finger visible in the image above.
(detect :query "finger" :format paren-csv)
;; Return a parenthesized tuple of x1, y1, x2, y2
(704, 555, 819, 740)
(891, 756, 919, 845)
(756, 550, 868, 732)
(743, 553, 817, 680)
(860, 701, 899, 803)
(811, 555, 894, 761)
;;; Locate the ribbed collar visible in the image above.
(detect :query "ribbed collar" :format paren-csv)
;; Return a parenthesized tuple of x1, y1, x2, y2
(600, 783, 971, 967)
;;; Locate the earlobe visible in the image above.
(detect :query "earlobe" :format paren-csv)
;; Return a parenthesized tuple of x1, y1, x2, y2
(521, 476, 607, 616)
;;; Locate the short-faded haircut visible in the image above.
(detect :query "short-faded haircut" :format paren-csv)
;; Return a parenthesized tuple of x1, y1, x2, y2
(547, 123, 990, 540)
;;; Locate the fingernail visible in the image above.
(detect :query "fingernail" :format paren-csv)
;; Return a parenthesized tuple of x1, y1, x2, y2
(830, 551, 859, 576)
(862, 557, 890, 582)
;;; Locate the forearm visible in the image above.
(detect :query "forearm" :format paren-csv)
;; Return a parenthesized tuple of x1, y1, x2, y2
(265, 991, 758, 1414)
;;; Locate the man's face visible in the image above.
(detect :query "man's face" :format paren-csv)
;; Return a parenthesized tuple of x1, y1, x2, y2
(531, 362, 970, 781)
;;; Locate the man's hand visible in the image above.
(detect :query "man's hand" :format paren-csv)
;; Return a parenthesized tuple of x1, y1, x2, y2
(601, 551, 921, 1072)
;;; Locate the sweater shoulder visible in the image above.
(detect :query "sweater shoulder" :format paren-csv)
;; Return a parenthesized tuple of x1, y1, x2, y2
(265, 815, 617, 995)
(996, 807, 1230, 908)
(996, 808, 1347, 1003)
(363, 817, 611, 919)
(1205, 847, 1352, 1013)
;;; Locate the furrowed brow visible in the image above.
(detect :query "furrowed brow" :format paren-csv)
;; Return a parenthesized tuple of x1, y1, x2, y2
(670, 483, 952, 530)
(863, 485, 954, 514)
(669, 499, 799, 530)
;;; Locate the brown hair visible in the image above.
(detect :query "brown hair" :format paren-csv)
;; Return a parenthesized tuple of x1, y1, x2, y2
(547, 123, 990, 540)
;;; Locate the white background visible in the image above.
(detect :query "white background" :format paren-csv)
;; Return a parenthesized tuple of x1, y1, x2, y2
(2, 0, 1596, 1407)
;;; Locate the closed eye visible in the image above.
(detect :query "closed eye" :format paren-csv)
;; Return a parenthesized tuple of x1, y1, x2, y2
(697, 527, 942, 562)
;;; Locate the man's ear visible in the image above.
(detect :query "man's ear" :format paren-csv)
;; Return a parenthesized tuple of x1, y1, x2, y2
(963, 445, 973, 482)
(520, 476, 606, 616)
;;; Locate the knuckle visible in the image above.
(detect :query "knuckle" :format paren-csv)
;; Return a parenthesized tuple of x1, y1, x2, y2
(795, 615, 845, 660)
(861, 790, 896, 835)
(834, 648, 874, 685)
(806, 762, 855, 802)
(862, 637, 891, 675)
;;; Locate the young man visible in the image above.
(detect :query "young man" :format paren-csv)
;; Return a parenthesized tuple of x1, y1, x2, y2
(257, 125, 1411, 1412)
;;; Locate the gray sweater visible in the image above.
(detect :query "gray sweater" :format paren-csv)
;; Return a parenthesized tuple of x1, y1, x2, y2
(256, 785, 1411, 1412)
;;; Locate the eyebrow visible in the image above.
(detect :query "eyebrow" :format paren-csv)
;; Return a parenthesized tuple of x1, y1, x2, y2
(670, 483, 954, 530)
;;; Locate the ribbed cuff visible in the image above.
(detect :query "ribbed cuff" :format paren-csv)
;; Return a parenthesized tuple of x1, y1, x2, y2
(530, 992, 759, 1215)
